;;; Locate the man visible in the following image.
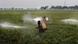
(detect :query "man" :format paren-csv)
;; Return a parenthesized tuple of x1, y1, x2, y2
(37, 16, 48, 33)
(37, 21, 44, 33)
(41, 16, 48, 31)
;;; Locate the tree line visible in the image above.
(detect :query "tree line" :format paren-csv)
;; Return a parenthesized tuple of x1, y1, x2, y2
(0, 5, 78, 10)
(40, 5, 78, 10)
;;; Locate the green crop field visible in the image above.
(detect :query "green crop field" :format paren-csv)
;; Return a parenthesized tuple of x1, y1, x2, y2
(0, 10, 78, 44)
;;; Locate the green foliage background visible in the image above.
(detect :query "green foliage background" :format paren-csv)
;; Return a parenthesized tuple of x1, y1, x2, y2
(0, 10, 78, 44)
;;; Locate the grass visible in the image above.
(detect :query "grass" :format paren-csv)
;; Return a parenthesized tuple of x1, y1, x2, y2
(0, 10, 78, 44)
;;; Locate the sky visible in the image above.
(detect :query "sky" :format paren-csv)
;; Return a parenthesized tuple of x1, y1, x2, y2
(0, 0, 78, 8)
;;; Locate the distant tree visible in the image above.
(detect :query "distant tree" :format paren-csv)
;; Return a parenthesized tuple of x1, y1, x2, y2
(0, 8, 3, 11)
(62, 6, 68, 9)
(56, 6, 63, 9)
(50, 6, 55, 8)
(74, 5, 78, 9)
(11, 7, 14, 10)
(40, 6, 49, 10)
(50, 6, 69, 9)
(68, 6, 74, 9)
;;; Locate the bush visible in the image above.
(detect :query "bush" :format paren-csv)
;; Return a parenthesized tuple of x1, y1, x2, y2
(0, 29, 21, 44)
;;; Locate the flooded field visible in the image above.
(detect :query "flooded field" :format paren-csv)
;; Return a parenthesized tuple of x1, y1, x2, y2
(0, 10, 78, 44)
